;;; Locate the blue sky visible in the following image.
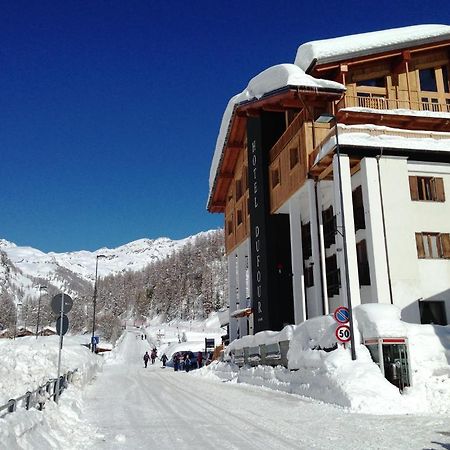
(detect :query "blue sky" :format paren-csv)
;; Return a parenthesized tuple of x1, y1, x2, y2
(0, 0, 448, 252)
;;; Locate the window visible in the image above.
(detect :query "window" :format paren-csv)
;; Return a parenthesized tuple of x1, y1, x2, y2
(419, 300, 448, 325)
(304, 265, 314, 288)
(227, 219, 233, 236)
(352, 186, 365, 231)
(237, 209, 243, 226)
(301, 222, 312, 259)
(271, 166, 280, 187)
(326, 254, 340, 297)
(419, 68, 438, 92)
(322, 206, 336, 248)
(356, 240, 371, 286)
(442, 66, 449, 93)
(289, 145, 299, 170)
(415, 232, 450, 259)
(356, 77, 385, 88)
(409, 176, 445, 202)
(236, 179, 243, 200)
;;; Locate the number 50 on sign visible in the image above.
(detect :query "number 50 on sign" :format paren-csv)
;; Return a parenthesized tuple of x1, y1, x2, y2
(335, 325, 351, 343)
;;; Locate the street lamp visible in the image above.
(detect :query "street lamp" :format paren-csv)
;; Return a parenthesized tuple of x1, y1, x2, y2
(91, 254, 107, 352)
(35, 285, 48, 339)
(316, 113, 357, 361)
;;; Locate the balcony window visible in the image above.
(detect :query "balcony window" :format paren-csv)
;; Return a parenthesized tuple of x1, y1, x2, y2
(352, 186, 365, 231)
(322, 206, 336, 248)
(290, 145, 299, 170)
(271, 166, 280, 187)
(237, 209, 243, 226)
(301, 222, 312, 260)
(326, 254, 340, 297)
(419, 68, 438, 92)
(356, 240, 371, 286)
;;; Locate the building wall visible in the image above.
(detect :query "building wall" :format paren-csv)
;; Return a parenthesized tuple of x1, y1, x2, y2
(379, 157, 450, 323)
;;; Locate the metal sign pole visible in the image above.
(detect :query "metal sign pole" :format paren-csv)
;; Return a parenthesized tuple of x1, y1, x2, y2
(55, 292, 64, 403)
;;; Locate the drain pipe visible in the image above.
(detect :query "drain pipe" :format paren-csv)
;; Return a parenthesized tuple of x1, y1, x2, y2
(375, 149, 394, 305)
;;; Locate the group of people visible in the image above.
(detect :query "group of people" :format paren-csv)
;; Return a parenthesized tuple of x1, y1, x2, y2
(172, 351, 204, 372)
(143, 347, 159, 368)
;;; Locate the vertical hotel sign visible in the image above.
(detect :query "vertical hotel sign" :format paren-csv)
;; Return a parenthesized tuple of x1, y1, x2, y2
(247, 116, 270, 331)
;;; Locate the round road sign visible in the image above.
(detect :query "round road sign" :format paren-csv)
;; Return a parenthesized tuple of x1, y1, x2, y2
(335, 325, 351, 343)
(56, 314, 69, 336)
(51, 293, 73, 315)
(334, 306, 350, 324)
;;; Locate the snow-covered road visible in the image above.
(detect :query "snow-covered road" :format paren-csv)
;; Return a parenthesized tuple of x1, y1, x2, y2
(81, 330, 449, 450)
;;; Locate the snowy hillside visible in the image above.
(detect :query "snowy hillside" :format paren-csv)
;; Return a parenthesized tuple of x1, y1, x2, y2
(0, 232, 214, 300)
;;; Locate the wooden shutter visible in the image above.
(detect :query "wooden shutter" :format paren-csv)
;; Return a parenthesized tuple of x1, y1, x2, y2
(409, 176, 419, 200)
(434, 177, 445, 202)
(415, 233, 425, 258)
(441, 233, 450, 258)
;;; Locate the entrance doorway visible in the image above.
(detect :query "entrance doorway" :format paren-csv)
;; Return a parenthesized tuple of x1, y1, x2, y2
(364, 338, 411, 391)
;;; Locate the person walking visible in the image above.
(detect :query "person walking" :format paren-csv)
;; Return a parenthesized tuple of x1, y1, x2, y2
(160, 353, 168, 368)
(143, 351, 150, 368)
(151, 349, 157, 364)
(197, 351, 203, 369)
(184, 353, 191, 373)
(173, 353, 179, 372)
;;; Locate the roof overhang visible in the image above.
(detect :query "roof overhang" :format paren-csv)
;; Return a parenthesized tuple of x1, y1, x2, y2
(207, 86, 344, 213)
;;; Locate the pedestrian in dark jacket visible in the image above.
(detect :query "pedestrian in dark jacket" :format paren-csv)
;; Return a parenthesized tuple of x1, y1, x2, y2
(143, 351, 150, 368)
(160, 353, 168, 367)
(173, 353, 179, 371)
(185, 354, 191, 373)
(197, 351, 203, 369)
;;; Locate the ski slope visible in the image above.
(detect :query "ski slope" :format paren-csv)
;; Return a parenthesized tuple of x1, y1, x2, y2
(80, 329, 449, 450)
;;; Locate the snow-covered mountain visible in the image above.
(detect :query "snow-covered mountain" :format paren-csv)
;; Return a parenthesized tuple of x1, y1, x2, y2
(0, 232, 214, 301)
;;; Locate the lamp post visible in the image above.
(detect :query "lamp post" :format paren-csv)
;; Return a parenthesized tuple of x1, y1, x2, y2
(316, 113, 357, 361)
(35, 285, 48, 339)
(91, 254, 106, 352)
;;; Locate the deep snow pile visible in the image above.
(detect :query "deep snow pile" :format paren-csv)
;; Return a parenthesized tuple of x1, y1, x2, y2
(199, 305, 450, 415)
(0, 335, 103, 448)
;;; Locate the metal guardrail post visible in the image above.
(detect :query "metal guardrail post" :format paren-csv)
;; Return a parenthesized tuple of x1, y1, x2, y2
(8, 399, 16, 413)
(25, 391, 32, 410)
(0, 369, 78, 417)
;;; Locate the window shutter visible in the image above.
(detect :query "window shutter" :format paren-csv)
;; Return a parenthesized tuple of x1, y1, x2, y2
(415, 233, 425, 258)
(434, 177, 445, 202)
(441, 233, 450, 258)
(409, 176, 419, 200)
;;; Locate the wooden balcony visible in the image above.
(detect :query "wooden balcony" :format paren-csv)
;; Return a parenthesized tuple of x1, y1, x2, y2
(339, 94, 450, 113)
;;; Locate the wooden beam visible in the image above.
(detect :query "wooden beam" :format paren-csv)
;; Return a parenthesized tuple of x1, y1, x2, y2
(318, 162, 334, 181)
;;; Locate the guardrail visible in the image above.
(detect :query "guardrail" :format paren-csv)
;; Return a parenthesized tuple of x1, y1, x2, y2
(229, 341, 290, 368)
(0, 369, 78, 418)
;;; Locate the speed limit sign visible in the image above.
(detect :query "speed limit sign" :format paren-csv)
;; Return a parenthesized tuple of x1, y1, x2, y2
(335, 325, 351, 343)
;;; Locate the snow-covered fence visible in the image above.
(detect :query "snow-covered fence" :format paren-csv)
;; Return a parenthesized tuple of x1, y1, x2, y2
(229, 341, 289, 367)
(0, 369, 78, 418)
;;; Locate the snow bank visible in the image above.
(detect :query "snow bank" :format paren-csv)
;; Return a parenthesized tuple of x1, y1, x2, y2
(204, 304, 450, 415)
(0, 334, 105, 448)
(295, 24, 450, 71)
(208, 64, 345, 205)
(0, 335, 100, 404)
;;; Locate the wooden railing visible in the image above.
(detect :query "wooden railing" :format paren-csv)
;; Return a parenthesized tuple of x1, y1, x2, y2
(339, 95, 450, 113)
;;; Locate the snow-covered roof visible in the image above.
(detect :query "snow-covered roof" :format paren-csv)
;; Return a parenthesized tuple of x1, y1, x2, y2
(208, 64, 345, 206)
(314, 123, 450, 165)
(295, 24, 450, 72)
